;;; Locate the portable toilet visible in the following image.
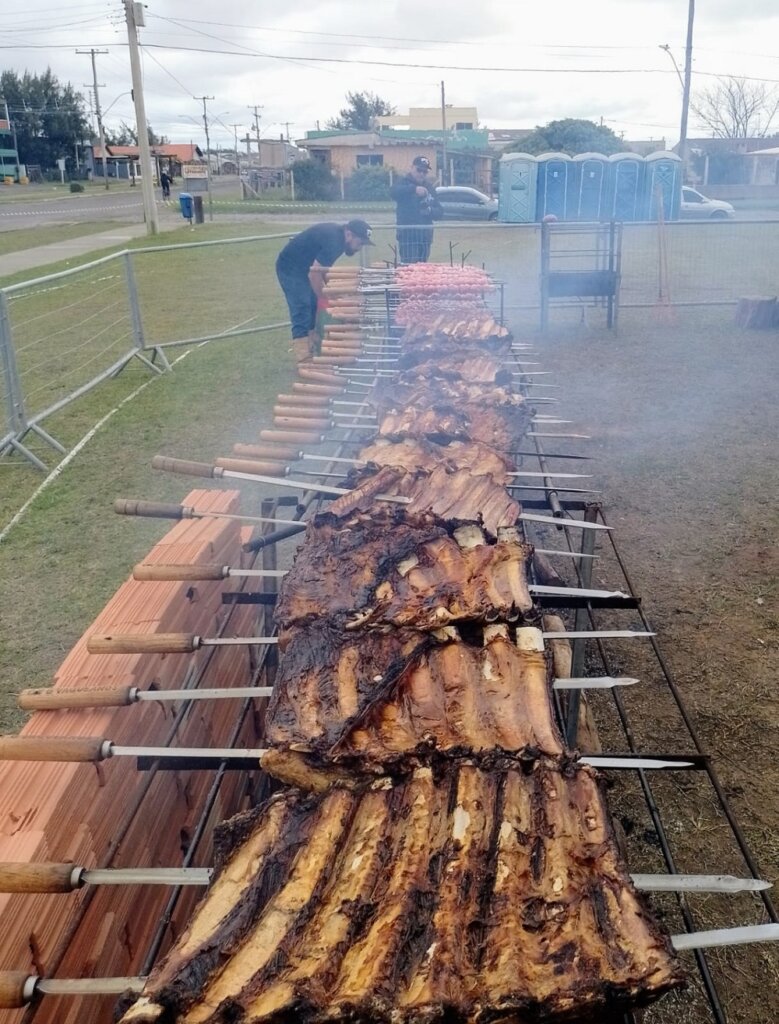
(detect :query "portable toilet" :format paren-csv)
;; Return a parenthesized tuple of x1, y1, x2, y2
(536, 153, 572, 220)
(571, 153, 607, 221)
(643, 151, 682, 220)
(606, 153, 645, 222)
(498, 152, 538, 223)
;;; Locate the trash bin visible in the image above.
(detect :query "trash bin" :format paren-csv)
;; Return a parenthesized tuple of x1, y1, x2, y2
(179, 192, 193, 221)
(193, 195, 205, 224)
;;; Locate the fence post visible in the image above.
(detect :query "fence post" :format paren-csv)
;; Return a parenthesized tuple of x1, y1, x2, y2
(0, 291, 25, 436)
(124, 251, 168, 373)
(0, 289, 49, 470)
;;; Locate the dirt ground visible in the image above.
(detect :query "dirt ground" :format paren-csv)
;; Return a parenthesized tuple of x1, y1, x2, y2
(529, 304, 778, 1024)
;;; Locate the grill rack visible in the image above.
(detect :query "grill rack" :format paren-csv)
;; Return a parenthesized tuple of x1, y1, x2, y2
(16, 291, 772, 1023)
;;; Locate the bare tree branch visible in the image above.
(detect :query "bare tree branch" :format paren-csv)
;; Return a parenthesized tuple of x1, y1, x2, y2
(691, 76, 779, 138)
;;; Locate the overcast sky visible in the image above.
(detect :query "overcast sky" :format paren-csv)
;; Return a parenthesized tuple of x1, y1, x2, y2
(2, 0, 779, 149)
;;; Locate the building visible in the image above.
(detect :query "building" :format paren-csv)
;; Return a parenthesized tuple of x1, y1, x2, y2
(676, 136, 779, 187)
(485, 129, 533, 151)
(87, 143, 204, 181)
(297, 129, 495, 190)
(377, 106, 478, 132)
(623, 138, 667, 157)
(0, 102, 22, 182)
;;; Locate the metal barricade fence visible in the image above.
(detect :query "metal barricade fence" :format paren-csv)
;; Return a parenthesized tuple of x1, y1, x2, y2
(1, 220, 778, 470)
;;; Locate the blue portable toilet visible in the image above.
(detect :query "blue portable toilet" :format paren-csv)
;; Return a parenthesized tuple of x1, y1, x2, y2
(536, 153, 572, 220)
(643, 151, 682, 220)
(571, 153, 607, 221)
(498, 152, 538, 223)
(606, 153, 645, 222)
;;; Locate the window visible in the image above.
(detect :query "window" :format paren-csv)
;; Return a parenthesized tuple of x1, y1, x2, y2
(356, 154, 384, 167)
(682, 188, 703, 203)
(454, 122, 474, 130)
(441, 190, 480, 204)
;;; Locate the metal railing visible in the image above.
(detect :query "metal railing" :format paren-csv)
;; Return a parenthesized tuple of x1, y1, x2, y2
(1, 220, 777, 469)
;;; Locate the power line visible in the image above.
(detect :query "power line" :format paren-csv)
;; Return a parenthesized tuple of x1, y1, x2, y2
(140, 45, 195, 97)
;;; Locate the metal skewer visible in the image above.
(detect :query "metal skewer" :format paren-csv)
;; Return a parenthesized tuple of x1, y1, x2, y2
(0, 860, 767, 895)
(4, 922, 778, 1005)
(0, 738, 691, 771)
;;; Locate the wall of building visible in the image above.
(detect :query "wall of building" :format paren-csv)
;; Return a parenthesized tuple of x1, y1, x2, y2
(377, 107, 478, 131)
(320, 144, 440, 177)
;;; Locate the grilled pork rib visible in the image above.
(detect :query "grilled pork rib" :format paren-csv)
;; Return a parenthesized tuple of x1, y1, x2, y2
(267, 626, 565, 765)
(119, 764, 683, 1024)
(274, 510, 533, 642)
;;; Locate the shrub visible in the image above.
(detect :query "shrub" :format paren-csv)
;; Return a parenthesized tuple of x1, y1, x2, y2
(344, 166, 391, 201)
(290, 159, 338, 201)
(69, 181, 85, 192)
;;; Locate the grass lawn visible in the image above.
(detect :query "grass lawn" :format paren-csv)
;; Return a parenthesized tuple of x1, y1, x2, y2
(0, 221, 126, 257)
(0, 182, 136, 204)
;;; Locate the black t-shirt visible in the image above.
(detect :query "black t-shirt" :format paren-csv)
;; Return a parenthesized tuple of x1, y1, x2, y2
(277, 223, 346, 275)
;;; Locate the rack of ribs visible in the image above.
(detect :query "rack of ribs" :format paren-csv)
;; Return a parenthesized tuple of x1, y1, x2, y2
(118, 762, 683, 1024)
(396, 346, 511, 385)
(325, 464, 520, 537)
(357, 437, 516, 482)
(266, 624, 565, 767)
(273, 510, 532, 643)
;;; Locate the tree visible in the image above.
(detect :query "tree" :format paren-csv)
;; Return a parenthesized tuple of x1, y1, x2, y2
(506, 118, 626, 156)
(691, 76, 779, 138)
(326, 91, 395, 132)
(105, 122, 169, 146)
(291, 159, 337, 200)
(344, 165, 391, 201)
(0, 68, 89, 169)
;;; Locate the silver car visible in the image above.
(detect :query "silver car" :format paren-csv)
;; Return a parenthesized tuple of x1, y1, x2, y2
(436, 186, 499, 221)
(680, 187, 735, 220)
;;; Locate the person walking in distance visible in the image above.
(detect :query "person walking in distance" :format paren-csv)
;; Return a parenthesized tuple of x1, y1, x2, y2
(390, 156, 442, 264)
(275, 220, 374, 364)
(160, 170, 171, 199)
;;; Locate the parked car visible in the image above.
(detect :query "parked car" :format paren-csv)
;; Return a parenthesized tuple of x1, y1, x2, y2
(436, 186, 498, 221)
(680, 187, 735, 219)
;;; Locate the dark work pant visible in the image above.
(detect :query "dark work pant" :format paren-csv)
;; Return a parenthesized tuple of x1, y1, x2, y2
(396, 226, 433, 264)
(276, 263, 317, 339)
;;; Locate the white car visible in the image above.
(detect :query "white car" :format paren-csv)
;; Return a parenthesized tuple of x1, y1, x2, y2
(436, 186, 499, 221)
(680, 187, 735, 220)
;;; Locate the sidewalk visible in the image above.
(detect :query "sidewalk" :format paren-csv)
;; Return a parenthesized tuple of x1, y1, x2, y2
(2, 221, 181, 277)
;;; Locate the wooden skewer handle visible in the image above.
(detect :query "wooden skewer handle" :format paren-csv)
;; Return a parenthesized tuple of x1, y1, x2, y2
(18, 686, 134, 710)
(134, 563, 228, 582)
(0, 862, 78, 893)
(272, 406, 328, 421)
(232, 443, 301, 461)
(151, 456, 218, 479)
(259, 429, 324, 445)
(87, 633, 199, 654)
(291, 382, 343, 396)
(114, 499, 190, 520)
(0, 972, 31, 1009)
(273, 416, 331, 431)
(215, 457, 288, 477)
(0, 736, 107, 763)
(276, 393, 329, 407)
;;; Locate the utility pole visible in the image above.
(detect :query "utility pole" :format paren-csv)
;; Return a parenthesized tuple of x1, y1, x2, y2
(249, 104, 263, 169)
(283, 121, 292, 143)
(195, 95, 214, 221)
(229, 123, 242, 197)
(440, 80, 448, 186)
(678, 0, 696, 178)
(123, 0, 158, 234)
(77, 48, 109, 189)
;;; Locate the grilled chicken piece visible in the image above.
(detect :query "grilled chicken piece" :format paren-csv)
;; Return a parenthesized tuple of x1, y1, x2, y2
(119, 764, 683, 1024)
(268, 625, 565, 765)
(274, 510, 532, 642)
(358, 437, 515, 483)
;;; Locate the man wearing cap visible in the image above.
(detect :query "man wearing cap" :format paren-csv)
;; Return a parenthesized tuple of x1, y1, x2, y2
(390, 156, 442, 264)
(276, 219, 373, 364)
